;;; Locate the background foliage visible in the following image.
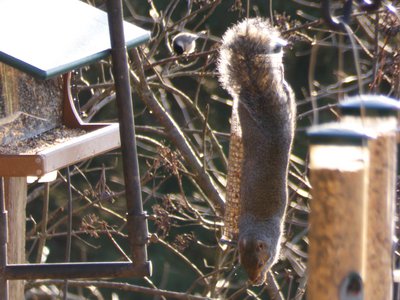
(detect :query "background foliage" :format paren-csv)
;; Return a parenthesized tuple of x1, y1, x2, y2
(25, 0, 400, 299)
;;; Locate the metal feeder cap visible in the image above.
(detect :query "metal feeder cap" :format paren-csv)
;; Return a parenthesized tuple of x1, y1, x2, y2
(307, 123, 374, 146)
(339, 95, 400, 117)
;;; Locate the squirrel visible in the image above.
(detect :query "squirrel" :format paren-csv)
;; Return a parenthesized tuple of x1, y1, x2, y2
(218, 18, 296, 285)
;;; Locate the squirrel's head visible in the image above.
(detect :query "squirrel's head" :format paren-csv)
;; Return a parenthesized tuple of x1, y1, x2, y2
(238, 236, 274, 285)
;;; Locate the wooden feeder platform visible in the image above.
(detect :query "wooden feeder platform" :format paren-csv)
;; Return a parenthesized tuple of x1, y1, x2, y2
(0, 124, 120, 177)
(0, 1, 151, 298)
(0, 0, 151, 299)
(0, 73, 121, 177)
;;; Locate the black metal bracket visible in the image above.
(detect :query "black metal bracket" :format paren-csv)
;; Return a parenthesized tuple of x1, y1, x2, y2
(130, 212, 150, 247)
(321, 0, 353, 31)
(321, 0, 383, 30)
(106, 0, 150, 268)
(358, 0, 381, 11)
(0, 176, 151, 283)
(4, 262, 151, 280)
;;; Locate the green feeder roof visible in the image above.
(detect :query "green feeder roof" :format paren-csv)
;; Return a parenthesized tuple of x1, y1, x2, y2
(339, 95, 400, 117)
(0, 0, 150, 79)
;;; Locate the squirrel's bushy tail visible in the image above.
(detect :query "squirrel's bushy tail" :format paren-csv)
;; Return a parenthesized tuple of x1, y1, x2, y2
(218, 18, 286, 100)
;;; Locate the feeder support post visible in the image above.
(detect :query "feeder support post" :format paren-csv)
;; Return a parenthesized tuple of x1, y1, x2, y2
(0, 177, 8, 300)
(106, 0, 150, 270)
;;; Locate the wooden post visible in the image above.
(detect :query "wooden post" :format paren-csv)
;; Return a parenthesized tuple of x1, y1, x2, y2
(339, 96, 400, 300)
(307, 126, 371, 300)
(4, 177, 27, 300)
(363, 133, 396, 300)
(0, 177, 8, 300)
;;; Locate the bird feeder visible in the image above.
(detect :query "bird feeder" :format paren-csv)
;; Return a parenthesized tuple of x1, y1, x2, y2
(0, 0, 149, 176)
(0, 0, 151, 298)
(339, 95, 400, 300)
(307, 124, 373, 300)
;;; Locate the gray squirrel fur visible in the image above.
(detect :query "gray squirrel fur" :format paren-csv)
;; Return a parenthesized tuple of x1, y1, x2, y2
(218, 18, 296, 285)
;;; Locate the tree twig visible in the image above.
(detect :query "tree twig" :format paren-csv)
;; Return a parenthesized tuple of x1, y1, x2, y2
(130, 48, 225, 215)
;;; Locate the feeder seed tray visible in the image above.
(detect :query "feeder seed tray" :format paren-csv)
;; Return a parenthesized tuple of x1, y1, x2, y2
(0, 123, 120, 177)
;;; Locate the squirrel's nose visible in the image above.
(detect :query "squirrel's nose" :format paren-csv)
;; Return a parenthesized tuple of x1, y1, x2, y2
(249, 274, 264, 286)
(246, 269, 260, 282)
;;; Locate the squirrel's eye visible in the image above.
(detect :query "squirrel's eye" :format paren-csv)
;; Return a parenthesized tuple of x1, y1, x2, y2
(272, 45, 282, 54)
(257, 242, 265, 251)
(270, 37, 287, 54)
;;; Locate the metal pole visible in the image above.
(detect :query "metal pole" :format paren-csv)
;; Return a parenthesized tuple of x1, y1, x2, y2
(5, 262, 149, 280)
(106, 0, 150, 272)
(0, 177, 9, 299)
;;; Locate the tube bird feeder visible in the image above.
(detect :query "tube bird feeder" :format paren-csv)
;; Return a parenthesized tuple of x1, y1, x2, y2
(307, 124, 373, 300)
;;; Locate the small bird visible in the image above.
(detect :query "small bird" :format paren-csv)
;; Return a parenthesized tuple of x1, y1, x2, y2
(172, 32, 201, 55)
